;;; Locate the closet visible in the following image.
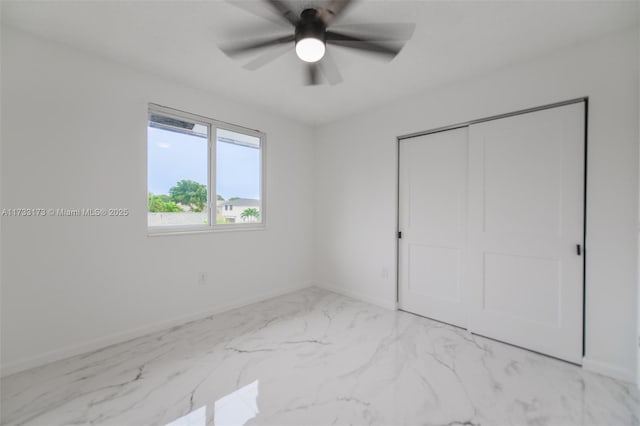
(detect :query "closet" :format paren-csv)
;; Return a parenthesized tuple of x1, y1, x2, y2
(398, 100, 585, 363)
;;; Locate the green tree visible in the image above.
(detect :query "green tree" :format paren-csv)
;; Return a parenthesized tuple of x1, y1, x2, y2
(148, 193, 183, 212)
(229, 197, 240, 201)
(240, 207, 260, 222)
(169, 180, 207, 212)
(217, 194, 225, 201)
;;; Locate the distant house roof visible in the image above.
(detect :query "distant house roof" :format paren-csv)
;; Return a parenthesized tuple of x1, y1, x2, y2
(222, 198, 259, 207)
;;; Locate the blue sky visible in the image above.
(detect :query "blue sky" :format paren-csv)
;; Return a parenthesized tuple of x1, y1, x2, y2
(147, 127, 260, 200)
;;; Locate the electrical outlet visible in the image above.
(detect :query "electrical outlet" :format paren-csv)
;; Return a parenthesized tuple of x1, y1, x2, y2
(198, 272, 207, 285)
(381, 267, 389, 279)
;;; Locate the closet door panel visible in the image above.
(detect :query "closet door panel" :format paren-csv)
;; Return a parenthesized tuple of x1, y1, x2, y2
(467, 102, 585, 363)
(398, 127, 469, 328)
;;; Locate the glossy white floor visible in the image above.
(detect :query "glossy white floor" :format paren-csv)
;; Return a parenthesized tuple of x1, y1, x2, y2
(1, 287, 639, 426)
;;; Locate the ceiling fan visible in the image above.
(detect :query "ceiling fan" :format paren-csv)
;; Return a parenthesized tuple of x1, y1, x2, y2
(219, 0, 415, 85)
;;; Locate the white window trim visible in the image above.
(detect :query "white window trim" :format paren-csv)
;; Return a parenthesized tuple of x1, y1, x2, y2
(147, 103, 266, 236)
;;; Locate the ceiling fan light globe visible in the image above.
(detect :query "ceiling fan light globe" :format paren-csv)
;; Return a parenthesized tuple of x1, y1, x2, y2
(295, 38, 325, 62)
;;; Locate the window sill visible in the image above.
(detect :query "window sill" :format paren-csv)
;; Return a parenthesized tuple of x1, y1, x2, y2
(147, 224, 266, 237)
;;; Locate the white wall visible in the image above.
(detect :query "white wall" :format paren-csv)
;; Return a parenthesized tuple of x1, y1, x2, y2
(0, 27, 314, 376)
(314, 28, 639, 382)
(0, 12, 4, 381)
(637, 13, 640, 387)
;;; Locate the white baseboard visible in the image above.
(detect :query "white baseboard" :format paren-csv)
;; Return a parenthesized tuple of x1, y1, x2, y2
(312, 281, 397, 311)
(582, 357, 636, 384)
(0, 283, 310, 378)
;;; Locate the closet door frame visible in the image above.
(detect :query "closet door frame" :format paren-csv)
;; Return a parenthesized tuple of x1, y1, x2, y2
(395, 97, 589, 359)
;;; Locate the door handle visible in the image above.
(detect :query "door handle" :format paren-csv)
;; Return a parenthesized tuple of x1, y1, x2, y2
(576, 244, 581, 256)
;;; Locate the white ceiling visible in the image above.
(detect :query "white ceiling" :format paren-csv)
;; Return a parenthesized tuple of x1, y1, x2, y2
(1, 0, 638, 125)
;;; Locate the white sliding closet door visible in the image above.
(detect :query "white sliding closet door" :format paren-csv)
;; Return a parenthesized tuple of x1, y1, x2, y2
(398, 101, 585, 363)
(398, 127, 469, 329)
(467, 103, 585, 363)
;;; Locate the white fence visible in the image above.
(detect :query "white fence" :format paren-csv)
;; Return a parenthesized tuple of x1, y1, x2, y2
(148, 212, 208, 226)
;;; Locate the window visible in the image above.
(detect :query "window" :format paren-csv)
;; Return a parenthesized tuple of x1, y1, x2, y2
(147, 104, 265, 233)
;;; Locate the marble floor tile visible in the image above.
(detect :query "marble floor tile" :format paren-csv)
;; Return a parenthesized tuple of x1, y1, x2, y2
(1, 287, 639, 425)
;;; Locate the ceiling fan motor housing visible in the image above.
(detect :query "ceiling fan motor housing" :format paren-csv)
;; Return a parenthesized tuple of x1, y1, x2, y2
(295, 9, 326, 44)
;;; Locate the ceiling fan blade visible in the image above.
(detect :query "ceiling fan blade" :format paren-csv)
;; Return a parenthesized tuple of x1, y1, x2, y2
(317, 0, 356, 25)
(318, 50, 342, 85)
(263, 0, 299, 26)
(330, 23, 416, 41)
(222, 21, 293, 41)
(325, 30, 402, 58)
(243, 44, 292, 70)
(306, 63, 320, 85)
(220, 34, 294, 57)
(226, 0, 291, 29)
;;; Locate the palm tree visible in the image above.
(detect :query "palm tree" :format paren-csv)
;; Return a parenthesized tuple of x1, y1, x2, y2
(240, 208, 260, 222)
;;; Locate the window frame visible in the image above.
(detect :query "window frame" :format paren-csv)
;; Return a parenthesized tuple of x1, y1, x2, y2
(147, 103, 266, 235)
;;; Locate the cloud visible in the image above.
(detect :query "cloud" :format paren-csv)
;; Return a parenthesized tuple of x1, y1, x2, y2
(157, 142, 171, 149)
